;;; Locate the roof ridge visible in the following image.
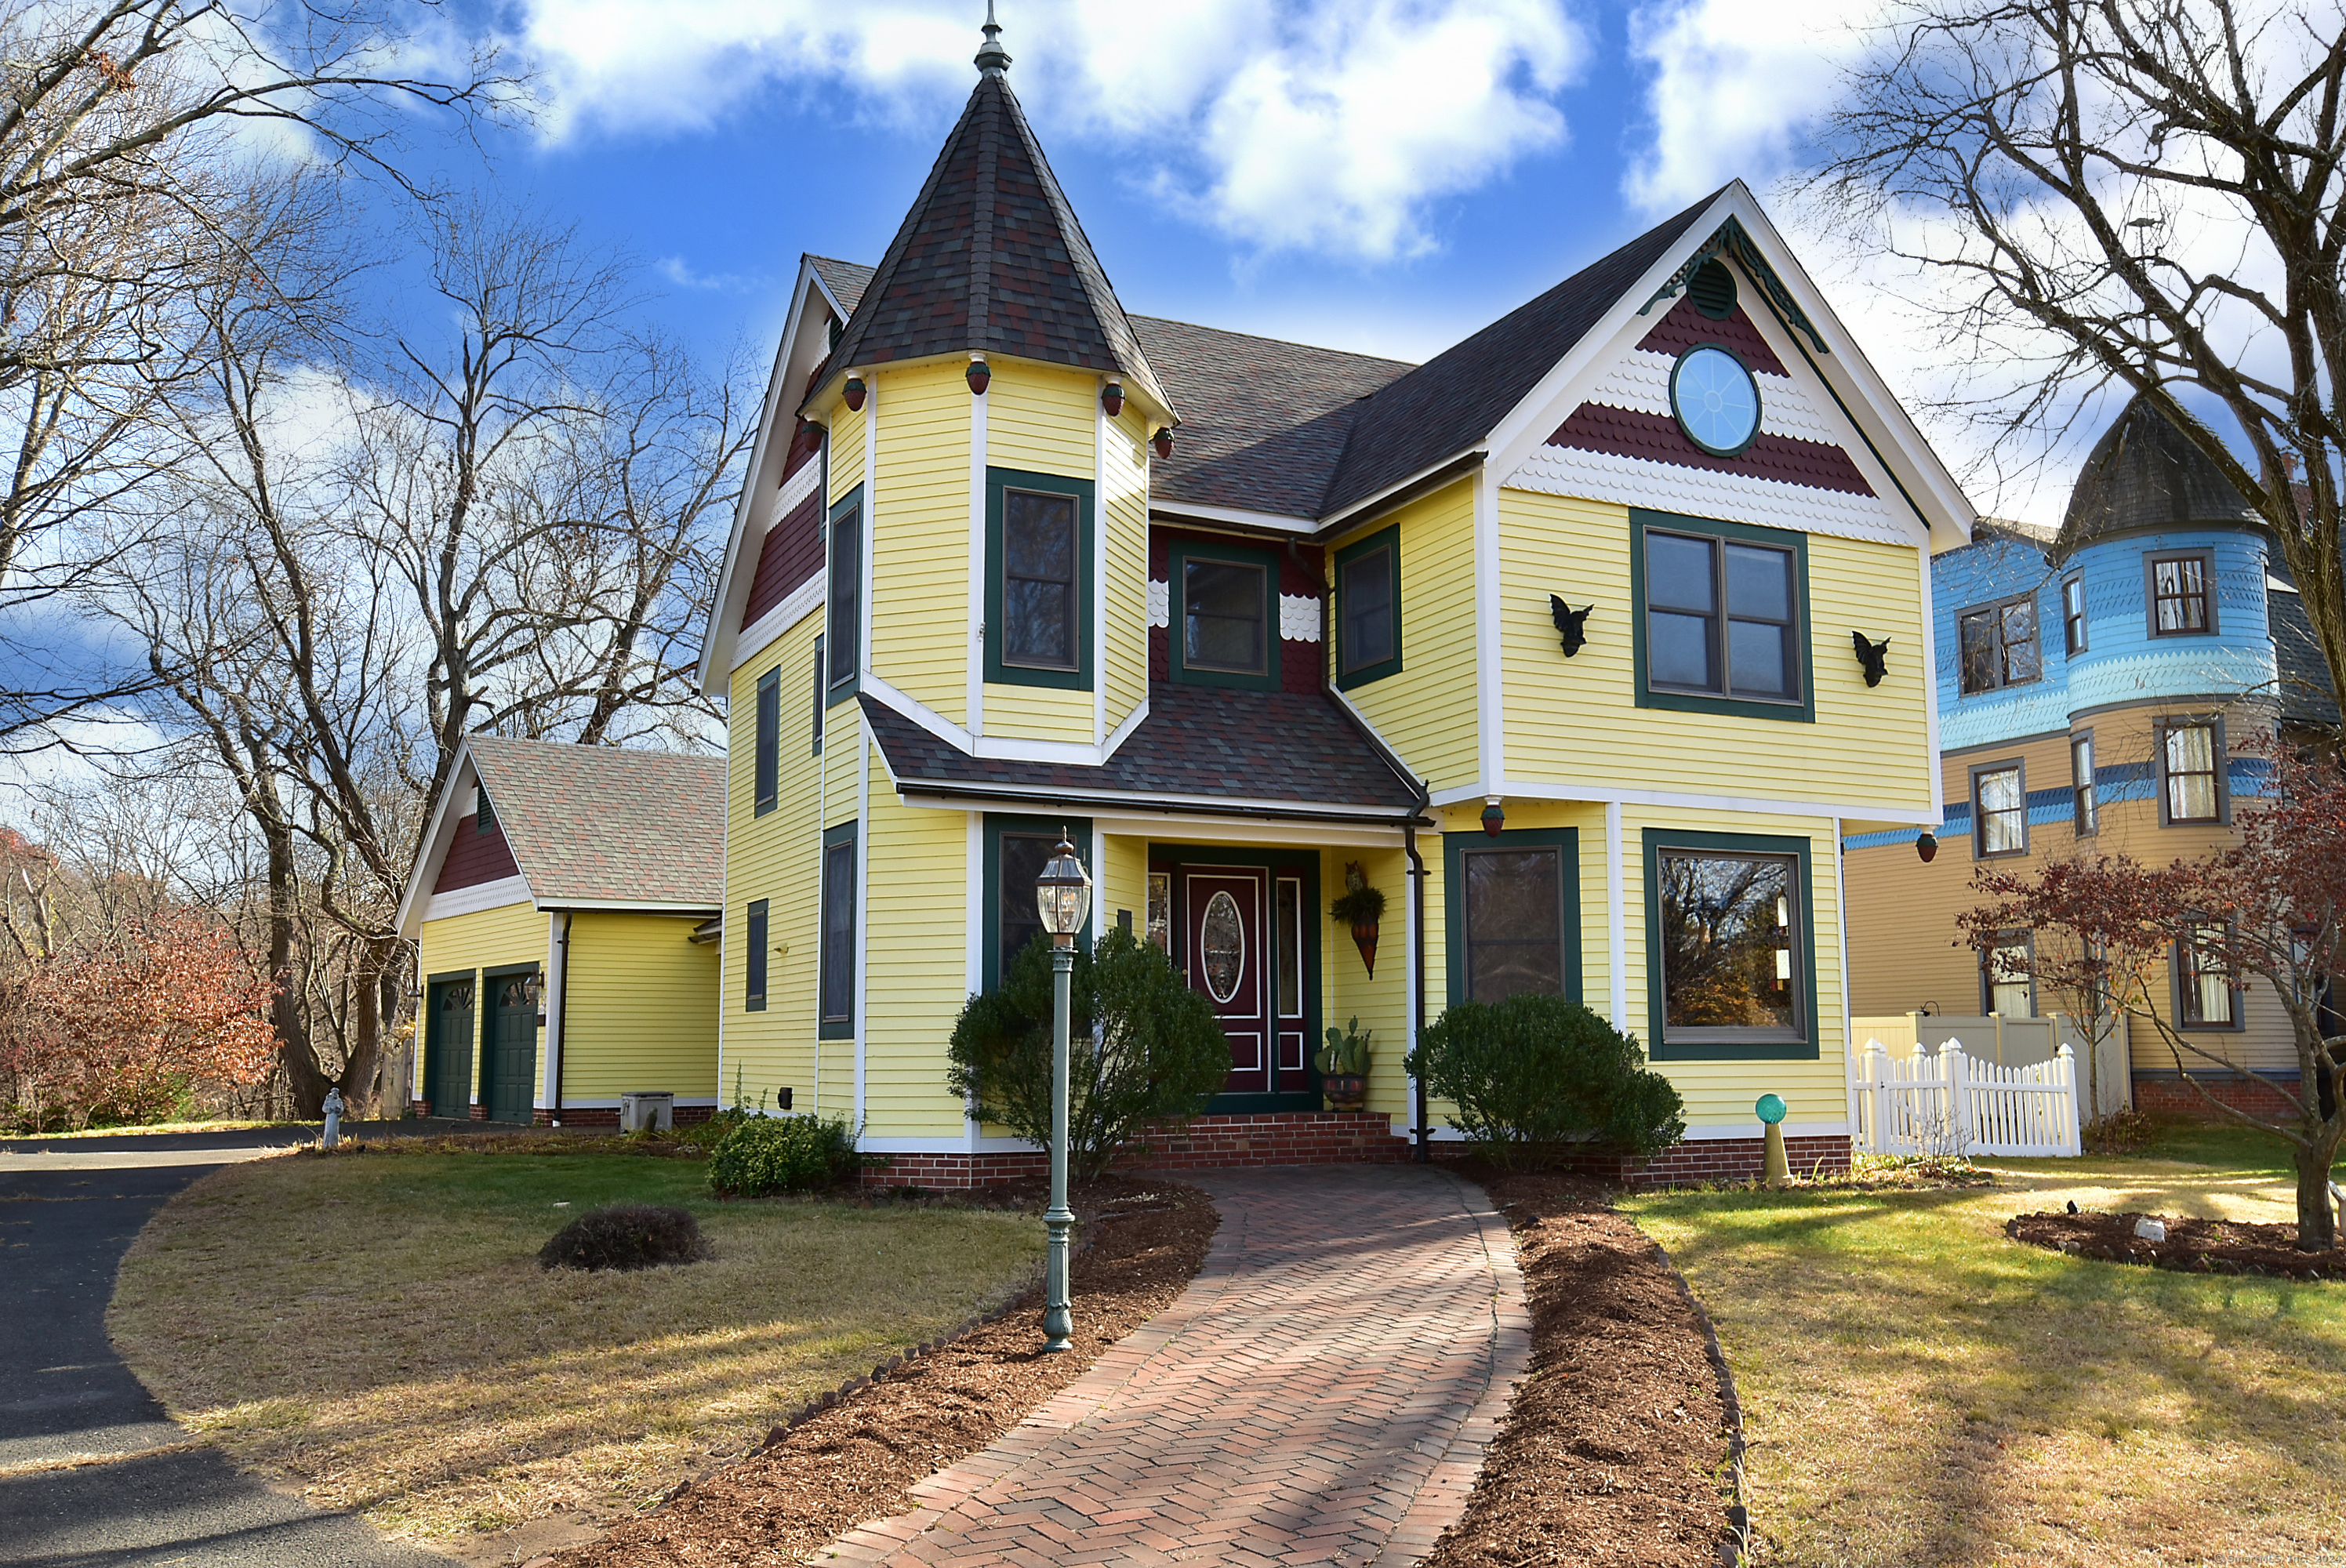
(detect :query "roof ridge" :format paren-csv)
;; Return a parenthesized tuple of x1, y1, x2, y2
(1128, 312, 1418, 372)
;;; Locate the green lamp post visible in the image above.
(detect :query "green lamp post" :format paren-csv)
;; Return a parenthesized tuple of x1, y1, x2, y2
(1756, 1093, 1791, 1187)
(1034, 830, 1091, 1352)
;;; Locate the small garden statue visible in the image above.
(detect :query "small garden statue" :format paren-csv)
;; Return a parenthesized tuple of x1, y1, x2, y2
(1316, 1017, 1371, 1112)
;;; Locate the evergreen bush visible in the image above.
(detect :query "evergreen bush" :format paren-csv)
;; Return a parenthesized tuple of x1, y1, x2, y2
(946, 927, 1230, 1181)
(538, 1203, 710, 1271)
(1405, 993, 1685, 1167)
(706, 1113, 875, 1196)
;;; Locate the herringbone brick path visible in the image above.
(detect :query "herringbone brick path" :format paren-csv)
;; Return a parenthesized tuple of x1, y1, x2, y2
(823, 1165, 1528, 1568)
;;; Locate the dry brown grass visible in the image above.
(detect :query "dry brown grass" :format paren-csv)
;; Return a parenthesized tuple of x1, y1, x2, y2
(107, 1146, 1040, 1550)
(1630, 1127, 2346, 1567)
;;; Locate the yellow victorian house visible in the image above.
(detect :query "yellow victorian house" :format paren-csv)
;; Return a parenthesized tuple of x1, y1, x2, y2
(696, 20, 1974, 1184)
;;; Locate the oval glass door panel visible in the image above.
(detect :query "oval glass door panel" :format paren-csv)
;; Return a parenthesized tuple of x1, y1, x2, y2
(1200, 891, 1244, 1003)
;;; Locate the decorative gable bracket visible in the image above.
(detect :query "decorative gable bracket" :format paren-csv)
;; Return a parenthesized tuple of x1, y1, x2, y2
(1640, 217, 1829, 358)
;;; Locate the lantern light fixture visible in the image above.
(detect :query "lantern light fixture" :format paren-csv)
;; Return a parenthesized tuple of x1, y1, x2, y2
(1035, 831, 1092, 944)
(966, 358, 991, 396)
(1101, 381, 1124, 418)
(843, 377, 867, 412)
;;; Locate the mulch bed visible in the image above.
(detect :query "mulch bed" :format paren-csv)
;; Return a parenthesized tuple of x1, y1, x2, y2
(540, 1176, 1218, 1568)
(1421, 1167, 1738, 1568)
(2008, 1210, 2346, 1279)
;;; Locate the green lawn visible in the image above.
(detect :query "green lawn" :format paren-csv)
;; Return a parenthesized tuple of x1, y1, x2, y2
(1629, 1127, 2346, 1568)
(111, 1145, 1041, 1546)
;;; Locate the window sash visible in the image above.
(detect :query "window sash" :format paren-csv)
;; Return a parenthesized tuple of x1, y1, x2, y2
(1957, 594, 2041, 693)
(754, 668, 780, 815)
(1340, 546, 1395, 673)
(2062, 577, 2088, 655)
(1643, 529, 1799, 702)
(1655, 849, 1803, 1042)
(827, 508, 861, 688)
(1460, 845, 1567, 1003)
(745, 899, 769, 1010)
(819, 837, 855, 1025)
(2177, 926, 2236, 1026)
(2152, 555, 2211, 634)
(2072, 735, 2097, 834)
(1975, 766, 2025, 855)
(2163, 723, 2221, 822)
(1000, 488, 1079, 670)
(1982, 932, 2032, 1015)
(1183, 559, 1269, 674)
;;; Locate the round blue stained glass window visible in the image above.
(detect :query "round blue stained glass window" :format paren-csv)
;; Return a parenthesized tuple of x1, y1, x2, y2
(1669, 344, 1761, 456)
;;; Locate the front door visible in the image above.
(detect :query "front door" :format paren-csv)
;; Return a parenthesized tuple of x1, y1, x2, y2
(485, 971, 538, 1124)
(425, 976, 475, 1120)
(1185, 866, 1272, 1094)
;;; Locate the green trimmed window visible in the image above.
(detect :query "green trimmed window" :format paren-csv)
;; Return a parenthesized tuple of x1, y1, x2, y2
(1642, 828, 1818, 1061)
(826, 488, 862, 706)
(1335, 524, 1401, 688)
(1444, 828, 1581, 1005)
(985, 468, 1093, 691)
(819, 822, 857, 1039)
(1631, 510, 1812, 722)
(982, 815, 1093, 990)
(1171, 539, 1280, 691)
(754, 667, 779, 816)
(744, 898, 769, 1011)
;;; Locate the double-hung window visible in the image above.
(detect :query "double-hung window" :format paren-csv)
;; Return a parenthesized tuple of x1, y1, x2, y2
(826, 491, 862, 702)
(2161, 719, 2224, 824)
(1335, 525, 1401, 688)
(2072, 732, 2097, 835)
(985, 469, 1093, 690)
(1981, 930, 2035, 1015)
(1957, 593, 2041, 694)
(1446, 829, 1579, 1007)
(1643, 830, 1814, 1058)
(818, 823, 858, 1038)
(754, 667, 780, 816)
(983, 818, 1091, 989)
(744, 899, 769, 1011)
(1973, 762, 2026, 857)
(1637, 515, 1805, 713)
(2148, 552, 2215, 636)
(2177, 924, 2239, 1028)
(2062, 576, 2089, 655)
(1171, 540, 1280, 689)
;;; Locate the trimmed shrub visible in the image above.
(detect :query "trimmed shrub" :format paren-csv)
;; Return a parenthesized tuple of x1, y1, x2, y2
(538, 1203, 710, 1272)
(706, 1113, 875, 1197)
(1405, 993, 1685, 1167)
(946, 927, 1231, 1182)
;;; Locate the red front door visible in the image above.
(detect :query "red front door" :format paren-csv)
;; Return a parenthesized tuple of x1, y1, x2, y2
(1184, 866, 1271, 1094)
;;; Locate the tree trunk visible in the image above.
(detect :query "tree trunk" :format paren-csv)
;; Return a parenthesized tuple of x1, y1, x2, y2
(2297, 1128, 2342, 1253)
(336, 935, 399, 1119)
(266, 820, 332, 1120)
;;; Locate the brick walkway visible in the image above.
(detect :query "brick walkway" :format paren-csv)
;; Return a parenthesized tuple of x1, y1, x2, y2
(826, 1165, 1528, 1568)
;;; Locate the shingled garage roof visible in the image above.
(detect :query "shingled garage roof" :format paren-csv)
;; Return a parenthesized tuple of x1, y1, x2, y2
(467, 737, 726, 909)
(1319, 191, 1721, 518)
(805, 74, 1171, 419)
(1131, 317, 1413, 521)
(860, 686, 1422, 819)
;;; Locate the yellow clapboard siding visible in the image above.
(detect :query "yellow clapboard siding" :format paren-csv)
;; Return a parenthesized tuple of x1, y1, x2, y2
(861, 750, 970, 1137)
(1499, 488, 1932, 811)
(1332, 479, 1480, 790)
(416, 899, 547, 1101)
(560, 912, 720, 1100)
(871, 363, 971, 725)
(1324, 845, 1411, 1123)
(724, 609, 827, 1118)
(986, 364, 1096, 478)
(829, 399, 865, 507)
(1100, 835, 1148, 940)
(983, 682, 1093, 742)
(1102, 408, 1150, 734)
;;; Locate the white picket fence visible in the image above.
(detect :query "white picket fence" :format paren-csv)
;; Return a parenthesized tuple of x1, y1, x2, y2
(1852, 1039, 2081, 1157)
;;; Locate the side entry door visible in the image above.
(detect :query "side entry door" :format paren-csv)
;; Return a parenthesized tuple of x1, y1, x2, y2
(425, 976, 476, 1120)
(485, 970, 539, 1124)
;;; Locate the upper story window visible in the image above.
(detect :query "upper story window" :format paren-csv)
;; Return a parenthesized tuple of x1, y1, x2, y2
(1643, 829, 1815, 1059)
(1632, 510, 1810, 721)
(2160, 718, 2224, 825)
(2072, 731, 2097, 835)
(754, 666, 780, 816)
(1972, 761, 2026, 857)
(985, 469, 1093, 691)
(2148, 551, 2216, 636)
(1335, 524, 1402, 689)
(1170, 539, 1280, 691)
(2061, 575, 2089, 655)
(1958, 593, 2040, 694)
(826, 489, 862, 704)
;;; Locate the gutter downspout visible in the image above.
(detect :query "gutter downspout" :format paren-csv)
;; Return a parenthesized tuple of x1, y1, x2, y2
(1405, 793, 1430, 1161)
(550, 912, 573, 1125)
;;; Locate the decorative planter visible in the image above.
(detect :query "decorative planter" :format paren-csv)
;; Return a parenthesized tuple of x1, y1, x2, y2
(1322, 1074, 1367, 1112)
(1349, 920, 1378, 976)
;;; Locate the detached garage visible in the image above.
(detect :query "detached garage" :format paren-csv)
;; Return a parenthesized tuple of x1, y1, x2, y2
(395, 737, 726, 1126)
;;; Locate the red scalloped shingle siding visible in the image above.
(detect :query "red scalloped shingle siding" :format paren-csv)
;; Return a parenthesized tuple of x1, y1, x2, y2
(1634, 294, 1789, 376)
(1545, 404, 1876, 497)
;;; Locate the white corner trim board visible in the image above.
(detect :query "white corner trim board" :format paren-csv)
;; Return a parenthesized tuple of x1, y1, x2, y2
(424, 874, 532, 924)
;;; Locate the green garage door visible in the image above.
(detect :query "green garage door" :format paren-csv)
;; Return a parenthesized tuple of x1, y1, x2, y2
(485, 970, 539, 1125)
(425, 976, 476, 1120)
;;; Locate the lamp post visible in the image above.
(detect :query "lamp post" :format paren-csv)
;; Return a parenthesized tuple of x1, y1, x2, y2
(1035, 829, 1091, 1352)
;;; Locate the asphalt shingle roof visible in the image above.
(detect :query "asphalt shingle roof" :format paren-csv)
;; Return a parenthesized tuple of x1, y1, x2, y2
(809, 256, 873, 314)
(467, 737, 725, 909)
(862, 684, 1422, 815)
(2057, 394, 2260, 557)
(807, 74, 1171, 419)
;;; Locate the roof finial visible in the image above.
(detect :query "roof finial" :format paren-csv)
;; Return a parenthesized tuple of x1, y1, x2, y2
(975, 0, 1011, 79)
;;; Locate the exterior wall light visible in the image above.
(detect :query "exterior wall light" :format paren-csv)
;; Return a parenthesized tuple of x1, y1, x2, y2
(1480, 800, 1505, 837)
(844, 377, 867, 412)
(1916, 830, 1938, 863)
(1101, 381, 1124, 418)
(1033, 830, 1091, 1356)
(1153, 428, 1172, 459)
(966, 358, 991, 395)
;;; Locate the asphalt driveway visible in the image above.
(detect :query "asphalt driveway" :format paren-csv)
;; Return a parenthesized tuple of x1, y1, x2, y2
(0, 1123, 478, 1566)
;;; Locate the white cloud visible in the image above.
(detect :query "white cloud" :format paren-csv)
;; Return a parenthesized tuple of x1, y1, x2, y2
(656, 256, 761, 292)
(509, 0, 1588, 262)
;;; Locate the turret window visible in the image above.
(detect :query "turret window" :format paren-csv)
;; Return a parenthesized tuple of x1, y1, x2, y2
(984, 467, 1093, 691)
(2147, 550, 2217, 636)
(1957, 593, 2040, 693)
(2159, 718, 2225, 825)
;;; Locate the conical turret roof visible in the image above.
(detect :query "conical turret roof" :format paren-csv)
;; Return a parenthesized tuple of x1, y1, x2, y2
(804, 62, 1171, 421)
(2056, 394, 2258, 557)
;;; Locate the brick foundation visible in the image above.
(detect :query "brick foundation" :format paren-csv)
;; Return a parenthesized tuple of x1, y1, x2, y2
(530, 1105, 717, 1128)
(2133, 1074, 2303, 1121)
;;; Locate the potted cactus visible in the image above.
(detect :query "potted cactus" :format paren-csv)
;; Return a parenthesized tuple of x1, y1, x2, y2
(1316, 1017, 1371, 1112)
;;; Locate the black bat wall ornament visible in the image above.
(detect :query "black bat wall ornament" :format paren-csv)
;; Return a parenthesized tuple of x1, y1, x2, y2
(1550, 595, 1593, 656)
(1852, 631, 1890, 687)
